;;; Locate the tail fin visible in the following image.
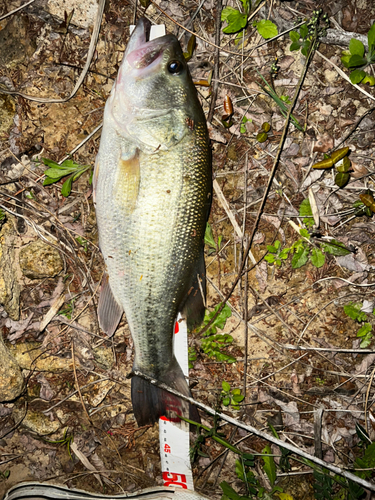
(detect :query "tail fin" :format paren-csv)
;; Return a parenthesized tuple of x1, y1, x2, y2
(131, 358, 200, 426)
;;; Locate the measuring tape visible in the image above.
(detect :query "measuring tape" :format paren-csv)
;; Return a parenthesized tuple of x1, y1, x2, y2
(159, 314, 194, 490)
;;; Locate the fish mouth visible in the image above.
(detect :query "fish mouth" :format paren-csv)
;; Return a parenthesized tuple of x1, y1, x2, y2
(126, 18, 168, 70)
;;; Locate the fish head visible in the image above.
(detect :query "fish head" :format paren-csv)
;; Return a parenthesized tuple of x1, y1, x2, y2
(109, 18, 203, 151)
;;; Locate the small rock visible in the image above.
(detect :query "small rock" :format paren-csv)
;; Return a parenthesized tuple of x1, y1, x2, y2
(324, 69, 338, 84)
(8, 342, 82, 372)
(0, 216, 20, 320)
(19, 239, 63, 279)
(0, 335, 24, 402)
(93, 346, 114, 369)
(12, 408, 60, 435)
(0, 95, 16, 136)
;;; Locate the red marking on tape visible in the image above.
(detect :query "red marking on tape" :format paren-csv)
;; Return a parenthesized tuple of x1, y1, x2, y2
(174, 321, 179, 334)
(164, 444, 171, 453)
(162, 472, 188, 489)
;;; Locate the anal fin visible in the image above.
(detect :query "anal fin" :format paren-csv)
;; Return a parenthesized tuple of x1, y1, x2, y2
(98, 273, 123, 337)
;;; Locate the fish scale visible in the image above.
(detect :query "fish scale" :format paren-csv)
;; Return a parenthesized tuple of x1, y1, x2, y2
(94, 18, 211, 425)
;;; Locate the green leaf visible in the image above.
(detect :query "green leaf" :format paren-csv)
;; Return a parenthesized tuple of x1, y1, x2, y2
(42, 158, 60, 168)
(301, 40, 311, 57)
(299, 228, 310, 239)
(299, 24, 308, 38)
(290, 41, 301, 51)
(279, 248, 290, 259)
(44, 168, 74, 179)
(341, 54, 352, 68)
(267, 244, 277, 254)
(232, 394, 245, 403)
(221, 6, 237, 22)
(360, 334, 373, 348)
(350, 69, 366, 84)
(357, 323, 372, 337)
(367, 23, 375, 53)
(222, 396, 230, 406)
(349, 38, 365, 57)
(346, 54, 367, 68)
(256, 20, 278, 39)
(299, 199, 314, 228)
(343, 303, 366, 322)
(183, 34, 196, 61)
(354, 442, 375, 478)
(61, 176, 74, 197)
(240, 0, 250, 16)
(292, 245, 309, 269)
(222, 381, 231, 392)
(299, 198, 312, 217)
(264, 254, 276, 264)
(289, 30, 300, 42)
(310, 248, 325, 268)
(202, 303, 232, 334)
(262, 445, 276, 486)
(222, 8, 247, 34)
(204, 223, 217, 250)
(220, 482, 241, 500)
(335, 171, 350, 187)
(43, 176, 60, 186)
(280, 95, 291, 104)
(362, 74, 375, 85)
(321, 240, 351, 256)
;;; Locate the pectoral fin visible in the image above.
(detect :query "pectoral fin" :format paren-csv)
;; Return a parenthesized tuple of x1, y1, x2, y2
(181, 249, 206, 331)
(98, 273, 123, 337)
(114, 150, 140, 214)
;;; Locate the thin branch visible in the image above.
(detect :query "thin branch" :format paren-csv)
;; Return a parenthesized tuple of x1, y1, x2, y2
(208, 0, 222, 123)
(0, 0, 35, 21)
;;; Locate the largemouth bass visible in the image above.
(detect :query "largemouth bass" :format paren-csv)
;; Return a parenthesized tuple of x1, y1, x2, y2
(94, 18, 211, 426)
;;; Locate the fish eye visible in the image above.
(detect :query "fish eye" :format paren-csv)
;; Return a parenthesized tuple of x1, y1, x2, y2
(167, 60, 183, 75)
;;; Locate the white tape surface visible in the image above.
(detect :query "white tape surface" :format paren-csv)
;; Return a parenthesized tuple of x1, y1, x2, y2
(159, 314, 194, 490)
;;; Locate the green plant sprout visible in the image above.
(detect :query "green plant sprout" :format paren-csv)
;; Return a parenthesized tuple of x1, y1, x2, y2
(75, 235, 88, 253)
(0, 208, 6, 229)
(264, 240, 290, 267)
(221, 0, 250, 34)
(289, 9, 329, 56)
(256, 71, 304, 131)
(264, 199, 351, 271)
(192, 303, 235, 364)
(205, 222, 223, 254)
(44, 428, 74, 460)
(253, 19, 278, 40)
(0, 470, 10, 481)
(341, 23, 375, 85)
(343, 302, 373, 348)
(221, 381, 244, 410)
(221, 1, 277, 41)
(240, 116, 252, 133)
(59, 298, 76, 320)
(42, 158, 92, 197)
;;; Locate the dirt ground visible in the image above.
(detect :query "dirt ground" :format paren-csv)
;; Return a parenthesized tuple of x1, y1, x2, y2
(1, 0, 375, 498)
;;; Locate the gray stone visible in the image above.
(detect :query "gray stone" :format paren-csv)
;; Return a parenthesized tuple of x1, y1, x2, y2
(19, 239, 63, 279)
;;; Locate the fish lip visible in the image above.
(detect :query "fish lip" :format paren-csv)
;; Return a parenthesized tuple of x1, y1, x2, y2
(125, 17, 171, 71)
